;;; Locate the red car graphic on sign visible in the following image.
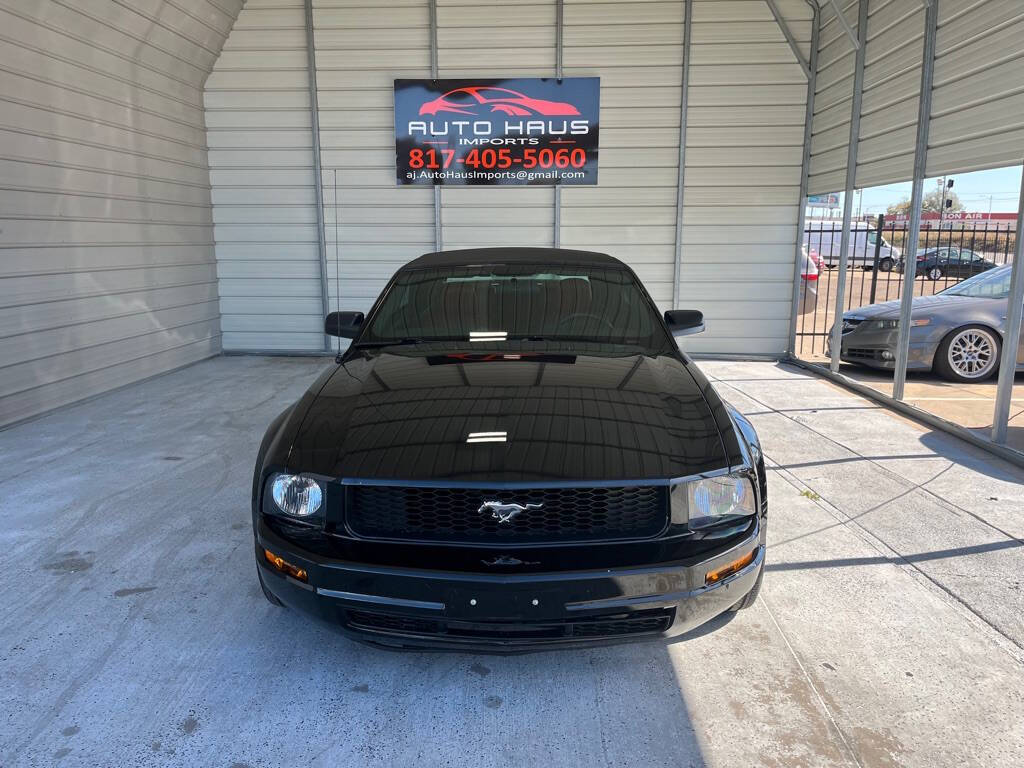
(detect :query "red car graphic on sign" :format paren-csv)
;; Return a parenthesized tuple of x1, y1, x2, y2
(419, 86, 581, 117)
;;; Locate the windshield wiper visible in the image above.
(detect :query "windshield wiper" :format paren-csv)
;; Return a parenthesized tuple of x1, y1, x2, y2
(352, 338, 427, 349)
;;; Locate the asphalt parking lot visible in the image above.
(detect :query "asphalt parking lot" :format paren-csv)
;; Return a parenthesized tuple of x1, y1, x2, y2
(2, 356, 1023, 767)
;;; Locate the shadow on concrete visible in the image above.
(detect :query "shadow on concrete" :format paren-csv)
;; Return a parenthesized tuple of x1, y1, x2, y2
(664, 609, 736, 643)
(766, 537, 1023, 572)
(918, 429, 1024, 482)
(771, 453, 939, 471)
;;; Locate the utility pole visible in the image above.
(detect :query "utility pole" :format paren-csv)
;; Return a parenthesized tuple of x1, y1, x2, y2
(939, 177, 954, 229)
(937, 177, 945, 228)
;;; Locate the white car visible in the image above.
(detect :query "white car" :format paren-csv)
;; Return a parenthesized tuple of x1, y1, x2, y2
(798, 246, 819, 315)
(805, 225, 902, 271)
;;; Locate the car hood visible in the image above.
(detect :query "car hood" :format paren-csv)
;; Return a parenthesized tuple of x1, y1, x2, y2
(287, 349, 730, 483)
(844, 293, 974, 320)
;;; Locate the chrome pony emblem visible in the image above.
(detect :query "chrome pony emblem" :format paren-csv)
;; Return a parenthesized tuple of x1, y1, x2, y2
(478, 500, 543, 524)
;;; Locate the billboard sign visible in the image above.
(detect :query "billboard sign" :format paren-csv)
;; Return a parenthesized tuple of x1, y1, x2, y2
(807, 193, 841, 209)
(394, 78, 600, 186)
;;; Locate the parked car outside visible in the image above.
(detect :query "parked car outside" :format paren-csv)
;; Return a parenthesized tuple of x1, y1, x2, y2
(895, 246, 998, 281)
(805, 224, 902, 271)
(253, 248, 767, 651)
(807, 246, 825, 272)
(798, 246, 819, 315)
(833, 265, 1024, 382)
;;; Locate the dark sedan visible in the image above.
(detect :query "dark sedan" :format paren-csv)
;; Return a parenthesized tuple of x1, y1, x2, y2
(252, 248, 766, 651)
(896, 246, 997, 281)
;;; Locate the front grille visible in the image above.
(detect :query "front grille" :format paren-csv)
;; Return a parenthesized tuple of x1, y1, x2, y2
(345, 485, 669, 544)
(346, 608, 674, 641)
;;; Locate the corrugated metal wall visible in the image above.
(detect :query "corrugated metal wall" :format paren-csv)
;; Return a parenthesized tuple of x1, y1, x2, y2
(561, 0, 683, 312)
(855, 0, 924, 189)
(928, 0, 1024, 177)
(808, 0, 1024, 195)
(206, 0, 323, 351)
(679, 0, 811, 354)
(0, 0, 243, 426)
(209, 0, 815, 357)
(807, 0, 857, 195)
(316, 0, 434, 321)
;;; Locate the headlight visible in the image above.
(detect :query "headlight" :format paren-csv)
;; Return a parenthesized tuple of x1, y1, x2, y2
(268, 474, 323, 518)
(685, 474, 756, 530)
(870, 318, 930, 331)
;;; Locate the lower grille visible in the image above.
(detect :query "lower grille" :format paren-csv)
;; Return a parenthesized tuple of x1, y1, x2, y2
(845, 347, 880, 360)
(345, 485, 668, 544)
(570, 613, 673, 637)
(347, 611, 440, 635)
(346, 608, 674, 641)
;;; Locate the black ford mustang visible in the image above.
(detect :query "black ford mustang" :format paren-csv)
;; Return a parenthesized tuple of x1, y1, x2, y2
(253, 248, 766, 651)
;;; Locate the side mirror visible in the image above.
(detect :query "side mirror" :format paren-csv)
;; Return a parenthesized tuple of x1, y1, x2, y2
(664, 309, 705, 337)
(325, 311, 364, 339)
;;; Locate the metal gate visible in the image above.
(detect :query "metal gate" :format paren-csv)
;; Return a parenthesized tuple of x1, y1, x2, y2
(794, 215, 1019, 360)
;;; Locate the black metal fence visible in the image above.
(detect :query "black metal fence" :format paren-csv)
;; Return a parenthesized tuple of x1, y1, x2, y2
(795, 216, 1018, 359)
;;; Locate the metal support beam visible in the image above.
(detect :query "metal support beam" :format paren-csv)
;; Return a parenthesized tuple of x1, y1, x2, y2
(429, 0, 442, 251)
(671, 0, 693, 311)
(304, 0, 331, 351)
(828, 0, 867, 373)
(891, 0, 938, 400)
(555, 0, 564, 78)
(827, 0, 860, 50)
(992, 163, 1024, 444)
(787, 2, 820, 354)
(554, 0, 564, 248)
(765, 0, 811, 80)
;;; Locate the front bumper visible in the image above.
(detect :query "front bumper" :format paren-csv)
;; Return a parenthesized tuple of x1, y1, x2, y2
(829, 325, 938, 371)
(256, 521, 764, 652)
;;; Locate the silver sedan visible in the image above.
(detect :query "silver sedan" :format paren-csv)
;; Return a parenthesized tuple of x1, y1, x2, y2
(834, 265, 1023, 383)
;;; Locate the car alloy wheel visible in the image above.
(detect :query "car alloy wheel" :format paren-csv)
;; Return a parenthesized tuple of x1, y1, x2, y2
(878, 257, 894, 272)
(927, 266, 942, 281)
(947, 327, 998, 379)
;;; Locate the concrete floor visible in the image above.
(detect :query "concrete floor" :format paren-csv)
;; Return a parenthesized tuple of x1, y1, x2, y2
(2, 356, 1023, 767)
(835, 365, 1024, 452)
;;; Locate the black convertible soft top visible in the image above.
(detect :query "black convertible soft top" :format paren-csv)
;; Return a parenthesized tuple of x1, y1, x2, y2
(404, 247, 625, 270)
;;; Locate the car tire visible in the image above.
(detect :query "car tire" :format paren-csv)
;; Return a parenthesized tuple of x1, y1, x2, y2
(934, 325, 1001, 383)
(878, 257, 894, 272)
(728, 565, 763, 612)
(258, 566, 285, 607)
(927, 266, 943, 281)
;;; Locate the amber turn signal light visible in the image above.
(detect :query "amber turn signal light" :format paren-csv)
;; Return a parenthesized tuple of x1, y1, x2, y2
(264, 548, 308, 582)
(705, 549, 756, 585)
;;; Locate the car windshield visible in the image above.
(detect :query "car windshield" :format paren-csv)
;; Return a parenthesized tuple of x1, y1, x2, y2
(361, 264, 669, 350)
(940, 265, 1011, 298)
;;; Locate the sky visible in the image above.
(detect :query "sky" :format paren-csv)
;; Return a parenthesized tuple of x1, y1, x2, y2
(815, 164, 1023, 217)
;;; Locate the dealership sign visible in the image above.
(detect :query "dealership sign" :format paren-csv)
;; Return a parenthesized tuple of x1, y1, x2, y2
(394, 78, 600, 185)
